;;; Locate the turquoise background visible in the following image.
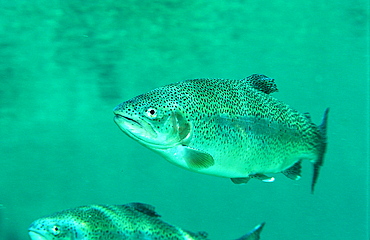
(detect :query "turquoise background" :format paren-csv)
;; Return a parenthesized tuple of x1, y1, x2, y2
(0, 1, 368, 239)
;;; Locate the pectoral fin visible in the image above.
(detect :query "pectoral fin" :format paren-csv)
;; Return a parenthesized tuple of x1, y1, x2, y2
(183, 147, 214, 169)
(281, 160, 302, 180)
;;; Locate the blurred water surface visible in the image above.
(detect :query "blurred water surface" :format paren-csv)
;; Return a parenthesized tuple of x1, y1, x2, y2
(0, 1, 368, 239)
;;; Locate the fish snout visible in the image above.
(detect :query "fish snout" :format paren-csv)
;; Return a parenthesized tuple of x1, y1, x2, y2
(113, 104, 125, 115)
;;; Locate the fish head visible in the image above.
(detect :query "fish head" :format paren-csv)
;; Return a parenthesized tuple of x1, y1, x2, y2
(28, 218, 77, 240)
(113, 87, 192, 150)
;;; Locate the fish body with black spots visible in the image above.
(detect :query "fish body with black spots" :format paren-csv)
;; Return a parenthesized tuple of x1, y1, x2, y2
(114, 74, 329, 192)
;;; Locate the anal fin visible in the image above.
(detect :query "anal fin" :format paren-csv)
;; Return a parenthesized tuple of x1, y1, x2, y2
(281, 160, 302, 180)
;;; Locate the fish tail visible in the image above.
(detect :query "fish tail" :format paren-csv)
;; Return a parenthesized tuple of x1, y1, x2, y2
(311, 107, 329, 194)
(235, 222, 265, 240)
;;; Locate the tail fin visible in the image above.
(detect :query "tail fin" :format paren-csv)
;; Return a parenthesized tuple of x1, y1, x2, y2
(236, 222, 265, 240)
(311, 108, 329, 193)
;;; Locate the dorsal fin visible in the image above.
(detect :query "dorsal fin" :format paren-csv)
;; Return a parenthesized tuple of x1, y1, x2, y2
(127, 202, 161, 217)
(186, 230, 208, 239)
(303, 112, 312, 121)
(236, 222, 265, 240)
(243, 74, 278, 94)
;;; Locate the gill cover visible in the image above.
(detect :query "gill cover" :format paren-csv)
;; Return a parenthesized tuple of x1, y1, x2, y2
(159, 110, 192, 147)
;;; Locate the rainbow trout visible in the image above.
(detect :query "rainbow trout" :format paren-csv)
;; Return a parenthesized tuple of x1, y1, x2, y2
(28, 203, 265, 240)
(114, 74, 328, 192)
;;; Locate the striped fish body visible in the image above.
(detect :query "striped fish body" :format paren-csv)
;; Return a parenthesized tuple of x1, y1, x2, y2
(28, 203, 264, 240)
(28, 203, 207, 240)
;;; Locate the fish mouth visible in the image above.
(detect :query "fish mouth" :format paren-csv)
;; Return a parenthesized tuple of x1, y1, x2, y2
(114, 114, 142, 127)
(113, 112, 179, 149)
(113, 113, 162, 146)
(28, 230, 48, 240)
(114, 113, 147, 134)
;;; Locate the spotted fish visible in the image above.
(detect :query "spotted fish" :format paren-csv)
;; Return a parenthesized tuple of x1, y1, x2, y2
(28, 203, 265, 240)
(113, 74, 328, 193)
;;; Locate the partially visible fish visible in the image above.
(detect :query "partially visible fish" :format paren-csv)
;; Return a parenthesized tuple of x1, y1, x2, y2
(28, 202, 265, 240)
(113, 74, 329, 193)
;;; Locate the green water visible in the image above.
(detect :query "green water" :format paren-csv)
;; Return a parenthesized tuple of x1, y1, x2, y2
(0, 1, 368, 239)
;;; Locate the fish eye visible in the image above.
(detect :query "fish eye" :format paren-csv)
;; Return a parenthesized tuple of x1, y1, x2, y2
(51, 225, 61, 235)
(146, 108, 158, 119)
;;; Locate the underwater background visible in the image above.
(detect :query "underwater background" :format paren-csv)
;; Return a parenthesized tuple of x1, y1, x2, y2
(0, 0, 369, 239)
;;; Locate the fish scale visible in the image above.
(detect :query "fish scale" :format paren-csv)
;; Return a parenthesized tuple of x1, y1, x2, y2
(113, 74, 328, 193)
